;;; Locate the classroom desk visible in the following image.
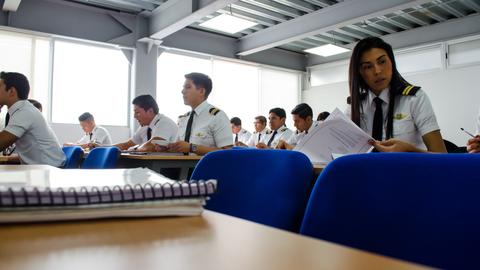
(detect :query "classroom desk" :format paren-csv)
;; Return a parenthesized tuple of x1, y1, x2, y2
(0, 154, 20, 164)
(117, 153, 202, 180)
(0, 210, 430, 270)
(313, 163, 326, 175)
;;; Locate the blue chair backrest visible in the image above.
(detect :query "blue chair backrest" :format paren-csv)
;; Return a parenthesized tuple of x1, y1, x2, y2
(191, 149, 313, 232)
(62, 146, 83, 169)
(81, 147, 120, 169)
(300, 153, 480, 269)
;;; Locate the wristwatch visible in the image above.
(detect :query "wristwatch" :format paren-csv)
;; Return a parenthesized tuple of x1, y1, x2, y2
(189, 143, 198, 153)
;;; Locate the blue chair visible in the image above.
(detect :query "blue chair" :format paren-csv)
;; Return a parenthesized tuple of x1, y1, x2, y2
(62, 146, 83, 168)
(81, 147, 120, 169)
(191, 149, 313, 232)
(300, 153, 480, 269)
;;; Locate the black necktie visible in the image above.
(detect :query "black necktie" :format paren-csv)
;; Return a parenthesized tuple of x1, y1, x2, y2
(258, 133, 261, 143)
(5, 112, 9, 127)
(267, 130, 277, 147)
(234, 134, 238, 143)
(184, 111, 195, 142)
(372, 97, 384, 141)
(89, 133, 93, 141)
(147, 127, 152, 141)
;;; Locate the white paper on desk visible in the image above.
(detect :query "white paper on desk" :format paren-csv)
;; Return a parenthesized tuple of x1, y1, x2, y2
(293, 108, 373, 164)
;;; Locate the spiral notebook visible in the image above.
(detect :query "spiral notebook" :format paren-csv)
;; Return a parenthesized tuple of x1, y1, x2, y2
(0, 166, 216, 223)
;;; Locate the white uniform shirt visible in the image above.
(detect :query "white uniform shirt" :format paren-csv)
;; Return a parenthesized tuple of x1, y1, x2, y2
(476, 105, 480, 134)
(233, 128, 251, 144)
(246, 127, 269, 147)
(261, 126, 294, 148)
(76, 125, 112, 145)
(347, 88, 440, 150)
(132, 113, 178, 145)
(5, 100, 65, 167)
(287, 121, 320, 147)
(177, 101, 232, 148)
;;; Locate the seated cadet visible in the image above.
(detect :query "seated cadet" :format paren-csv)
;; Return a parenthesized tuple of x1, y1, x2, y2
(230, 117, 251, 145)
(67, 112, 112, 149)
(256, 107, 293, 149)
(28, 99, 42, 112)
(277, 103, 319, 150)
(467, 105, 480, 153)
(0, 71, 65, 167)
(236, 115, 269, 147)
(317, 111, 330, 121)
(167, 72, 232, 155)
(115, 94, 177, 152)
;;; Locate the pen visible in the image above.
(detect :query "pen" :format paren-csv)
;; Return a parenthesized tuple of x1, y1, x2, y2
(460, 128, 475, 138)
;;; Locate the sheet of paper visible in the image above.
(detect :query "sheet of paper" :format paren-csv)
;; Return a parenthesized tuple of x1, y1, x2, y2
(294, 108, 373, 164)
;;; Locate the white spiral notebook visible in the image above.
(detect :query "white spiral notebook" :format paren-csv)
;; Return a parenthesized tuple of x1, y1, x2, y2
(0, 166, 216, 223)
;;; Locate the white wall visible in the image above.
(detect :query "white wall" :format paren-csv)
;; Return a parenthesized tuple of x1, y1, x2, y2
(302, 64, 480, 146)
(51, 123, 131, 145)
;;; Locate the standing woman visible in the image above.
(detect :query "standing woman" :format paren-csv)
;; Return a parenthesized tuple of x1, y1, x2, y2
(349, 37, 446, 153)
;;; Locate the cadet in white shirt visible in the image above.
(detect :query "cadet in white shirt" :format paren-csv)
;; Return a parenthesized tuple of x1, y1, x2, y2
(230, 117, 251, 145)
(466, 105, 480, 153)
(70, 112, 112, 149)
(115, 95, 178, 152)
(348, 37, 446, 153)
(168, 72, 232, 155)
(277, 103, 319, 150)
(237, 115, 269, 147)
(0, 72, 66, 167)
(257, 107, 293, 149)
(317, 111, 330, 122)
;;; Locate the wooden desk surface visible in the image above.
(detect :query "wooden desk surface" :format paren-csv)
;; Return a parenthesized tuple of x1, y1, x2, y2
(0, 211, 429, 270)
(120, 153, 202, 161)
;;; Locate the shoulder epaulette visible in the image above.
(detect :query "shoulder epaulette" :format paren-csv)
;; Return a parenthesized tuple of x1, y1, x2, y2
(266, 130, 272, 134)
(178, 112, 190, 118)
(209, 107, 220, 116)
(241, 130, 247, 134)
(401, 85, 420, 96)
(280, 127, 288, 132)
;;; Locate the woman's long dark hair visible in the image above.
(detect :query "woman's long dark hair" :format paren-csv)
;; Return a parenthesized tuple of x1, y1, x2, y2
(348, 37, 411, 140)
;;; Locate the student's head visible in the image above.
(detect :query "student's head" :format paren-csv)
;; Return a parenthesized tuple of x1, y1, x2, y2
(230, 117, 242, 134)
(291, 103, 313, 132)
(182, 72, 212, 108)
(254, 115, 267, 132)
(268, 108, 286, 131)
(0, 72, 30, 106)
(28, 99, 42, 112)
(78, 112, 96, 133)
(132, 94, 159, 126)
(317, 111, 330, 121)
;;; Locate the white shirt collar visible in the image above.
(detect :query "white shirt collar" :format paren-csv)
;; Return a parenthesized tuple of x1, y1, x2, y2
(367, 88, 390, 107)
(7, 100, 28, 115)
(193, 100, 209, 115)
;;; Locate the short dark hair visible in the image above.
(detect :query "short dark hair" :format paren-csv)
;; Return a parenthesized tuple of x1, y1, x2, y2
(185, 72, 212, 98)
(132, 94, 159, 114)
(255, 115, 267, 125)
(78, 112, 94, 122)
(317, 111, 330, 121)
(28, 99, 42, 111)
(230, 117, 241, 126)
(269, 107, 286, 119)
(0, 72, 30, 100)
(291, 103, 313, 120)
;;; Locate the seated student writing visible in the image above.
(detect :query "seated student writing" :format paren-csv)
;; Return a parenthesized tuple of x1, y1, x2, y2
(65, 112, 112, 149)
(114, 95, 178, 152)
(466, 105, 480, 153)
(0, 72, 66, 166)
(167, 72, 232, 155)
(277, 103, 319, 150)
(347, 37, 446, 153)
(256, 107, 293, 149)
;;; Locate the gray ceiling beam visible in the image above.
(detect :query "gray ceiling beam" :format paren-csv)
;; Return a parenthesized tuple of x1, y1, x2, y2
(149, 0, 238, 40)
(303, 0, 333, 9)
(334, 27, 367, 40)
(3, 0, 22, 11)
(237, 0, 433, 56)
(216, 8, 277, 26)
(412, 4, 447, 22)
(394, 10, 429, 26)
(432, 0, 465, 18)
(272, 0, 316, 13)
(461, 0, 480, 12)
(241, 0, 302, 18)
(326, 31, 355, 43)
(347, 24, 383, 37)
(364, 20, 397, 34)
(307, 13, 480, 66)
(377, 15, 412, 30)
(231, 2, 288, 22)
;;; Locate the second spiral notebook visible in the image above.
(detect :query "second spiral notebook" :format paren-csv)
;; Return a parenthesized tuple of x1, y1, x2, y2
(0, 166, 217, 223)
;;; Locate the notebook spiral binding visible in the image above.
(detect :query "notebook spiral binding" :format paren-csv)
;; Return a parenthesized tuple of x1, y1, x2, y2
(0, 180, 216, 207)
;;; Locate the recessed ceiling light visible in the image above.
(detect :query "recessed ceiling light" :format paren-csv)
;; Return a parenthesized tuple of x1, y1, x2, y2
(199, 14, 258, 34)
(304, 44, 350, 57)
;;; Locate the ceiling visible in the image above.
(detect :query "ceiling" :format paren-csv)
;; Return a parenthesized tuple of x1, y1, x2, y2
(47, 0, 480, 61)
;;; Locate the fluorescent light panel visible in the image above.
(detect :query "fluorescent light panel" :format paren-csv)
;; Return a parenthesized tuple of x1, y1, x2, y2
(305, 44, 350, 57)
(199, 14, 257, 34)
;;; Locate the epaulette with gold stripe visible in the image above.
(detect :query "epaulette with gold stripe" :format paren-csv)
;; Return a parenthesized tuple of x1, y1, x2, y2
(209, 107, 220, 116)
(280, 127, 288, 132)
(178, 112, 190, 118)
(401, 85, 420, 96)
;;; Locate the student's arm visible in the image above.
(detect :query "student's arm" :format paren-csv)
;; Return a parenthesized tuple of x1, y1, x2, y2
(0, 131, 18, 151)
(114, 140, 136, 151)
(276, 139, 294, 150)
(371, 130, 447, 153)
(137, 136, 167, 152)
(467, 135, 480, 153)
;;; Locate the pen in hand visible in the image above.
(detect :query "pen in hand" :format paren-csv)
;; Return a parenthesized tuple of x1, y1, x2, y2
(460, 128, 475, 138)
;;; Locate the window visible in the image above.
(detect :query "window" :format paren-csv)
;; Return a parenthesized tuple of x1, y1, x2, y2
(51, 40, 130, 125)
(447, 37, 480, 67)
(395, 44, 442, 74)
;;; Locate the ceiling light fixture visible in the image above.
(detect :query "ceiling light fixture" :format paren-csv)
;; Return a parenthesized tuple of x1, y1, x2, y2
(304, 44, 350, 57)
(199, 13, 257, 34)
